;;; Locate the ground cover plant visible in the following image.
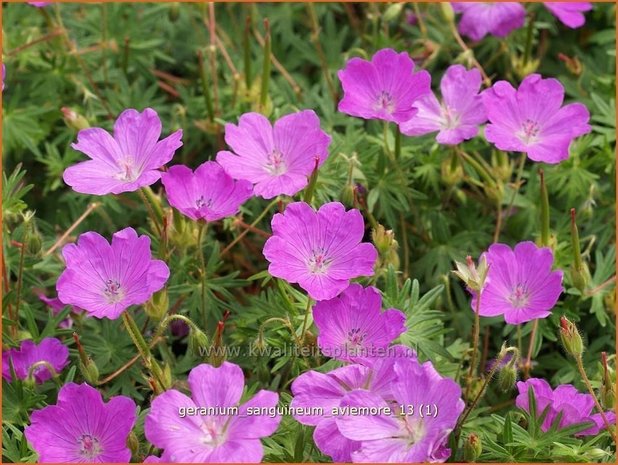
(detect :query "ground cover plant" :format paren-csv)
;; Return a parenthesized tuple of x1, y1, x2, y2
(1, 1, 616, 463)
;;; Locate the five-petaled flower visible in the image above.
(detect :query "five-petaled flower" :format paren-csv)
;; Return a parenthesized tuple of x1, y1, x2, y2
(263, 202, 378, 301)
(64, 108, 183, 195)
(56, 227, 170, 319)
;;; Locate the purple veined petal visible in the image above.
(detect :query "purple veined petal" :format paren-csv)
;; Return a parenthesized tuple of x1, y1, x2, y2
(290, 370, 347, 426)
(313, 418, 361, 462)
(453, 2, 526, 41)
(544, 2, 592, 28)
(228, 390, 281, 439)
(188, 362, 245, 408)
(335, 390, 401, 441)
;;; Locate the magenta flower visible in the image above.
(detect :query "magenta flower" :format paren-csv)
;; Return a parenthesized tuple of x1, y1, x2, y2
(27, 2, 50, 6)
(469, 241, 563, 325)
(56, 227, 170, 320)
(263, 202, 377, 301)
(516, 378, 616, 436)
(161, 161, 253, 222)
(400, 65, 487, 144)
(337, 48, 431, 123)
(25, 383, 136, 462)
(216, 110, 331, 199)
(482, 74, 591, 164)
(313, 284, 406, 362)
(336, 357, 464, 462)
(451, 3, 526, 41)
(145, 362, 281, 463)
(544, 3, 592, 28)
(39, 294, 84, 329)
(290, 347, 416, 462)
(2, 338, 69, 384)
(64, 108, 183, 195)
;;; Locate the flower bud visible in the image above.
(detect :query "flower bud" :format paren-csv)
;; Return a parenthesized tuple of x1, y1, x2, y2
(341, 183, 356, 207)
(144, 289, 169, 321)
(440, 2, 455, 24)
(453, 255, 488, 293)
(463, 433, 482, 462)
(372, 224, 400, 271)
(188, 328, 209, 358)
(491, 150, 512, 183)
(61, 107, 90, 131)
(441, 153, 464, 186)
(78, 357, 100, 385)
(497, 365, 517, 392)
(383, 3, 403, 22)
(570, 209, 590, 292)
(168, 2, 180, 22)
(25, 223, 42, 256)
(126, 432, 139, 456)
(559, 316, 584, 358)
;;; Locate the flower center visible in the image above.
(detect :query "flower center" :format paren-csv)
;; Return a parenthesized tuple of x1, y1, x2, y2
(508, 284, 530, 308)
(103, 279, 124, 304)
(265, 149, 287, 176)
(401, 415, 426, 446)
(196, 195, 212, 209)
(346, 327, 366, 347)
(116, 157, 138, 182)
(78, 434, 102, 459)
(440, 105, 461, 130)
(307, 249, 332, 275)
(518, 119, 542, 144)
(374, 91, 396, 114)
(200, 420, 227, 447)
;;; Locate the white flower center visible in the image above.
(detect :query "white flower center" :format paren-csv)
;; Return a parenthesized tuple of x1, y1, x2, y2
(78, 434, 102, 459)
(508, 284, 530, 308)
(440, 104, 461, 130)
(265, 149, 287, 176)
(517, 119, 542, 144)
(307, 248, 332, 275)
(200, 420, 227, 447)
(401, 415, 426, 446)
(115, 157, 139, 182)
(103, 279, 124, 304)
(374, 91, 396, 114)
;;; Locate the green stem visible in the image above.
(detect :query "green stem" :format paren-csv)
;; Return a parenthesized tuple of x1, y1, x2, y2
(539, 169, 550, 247)
(198, 49, 215, 122)
(243, 14, 252, 90)
(197, 222, 209, 323)
(13, 242, 26, 337)
(576, 355, 615, 440)
(220, 198, 279, 256)
(259, 18, 271, 111)
(465, 289, 482, 400)
(121, 312, 167, 391)
(300, 298, 313, 344)
(503, 152, 527, 229)
(394, 124, 401, 160)
(523, 12, 535, 67)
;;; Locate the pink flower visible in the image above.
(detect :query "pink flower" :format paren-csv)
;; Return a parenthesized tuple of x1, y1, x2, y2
(544, 3, 592, 28)
(38, 294, 84, 329)
(290, 347, 417, 462)
(516, 378, 616, 436)
(337, 48, 431, 123)
(25, 383, 136, 462)
(161, 161, 253, 222)
(64, 108, 183, 195)
(145, 362, 281, 462)
(2, 338, 69, 384)
(263, 202, 378, 301)
(216, 110, 331, 199)
(451, 2, 526, 41)
(313, 284, 406, 362)
(335, 357, 464, 462)
(56, 227, 170, 320)
(27, 2, 50, 6)
(482, 74, 591, 164)
(470, 241, 563, 325)
(400, 65, 487, 144)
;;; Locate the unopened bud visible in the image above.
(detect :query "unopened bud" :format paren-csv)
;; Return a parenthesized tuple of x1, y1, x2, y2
(440, 2, 455, 24)
(188, 328, 209, 358)
(25, 222, 42, 256)
(341, 183, 356, 206)
(61, 107, 90, 131)
(441, 153, 464, 186)
(144, 289, 169, 321)
(78, 357, 100, 385)
(453, 255, 488, 292)
(372, 224, 400, 270)
(497, 365, 517, 392)
(127, 432, 139, 456)
(559, 316, 584, 358)
(383, 3, 403, 22)
(463, 433, 482, 462)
